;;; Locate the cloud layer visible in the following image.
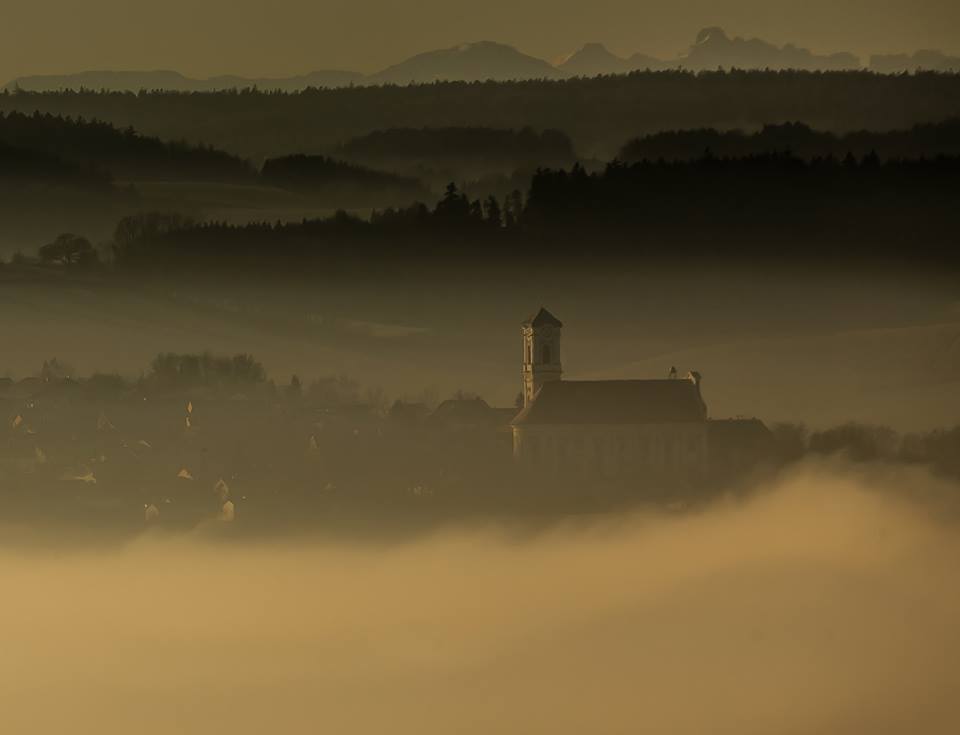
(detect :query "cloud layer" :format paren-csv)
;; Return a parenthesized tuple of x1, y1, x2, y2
(2, 461, 958, 734)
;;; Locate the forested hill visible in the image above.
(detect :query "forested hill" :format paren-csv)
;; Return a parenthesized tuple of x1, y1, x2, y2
(3, 70, 959, 160)
(104, 154, 960, 274)
(620, 120, 960, 161)
(0, 140, 115, 189)
(0, 111, 255, 182)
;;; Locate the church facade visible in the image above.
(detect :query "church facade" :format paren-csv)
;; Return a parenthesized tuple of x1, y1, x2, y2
(511, 308, 709, 482)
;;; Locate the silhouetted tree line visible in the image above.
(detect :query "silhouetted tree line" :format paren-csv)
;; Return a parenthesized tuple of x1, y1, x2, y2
(148, 352, 266, 390)
(108, 182, 522, 271)
(260, 154, 428, 205)
(4, 70, 959, 160)
(103, 152, 960, 271)
(522, 153, 960, 258)
(620, 119, 960, 162)
(0, 139, 112, 188)
(773, 422, 960, 480)
(0, 111, 254, 182)
(0, 111, 451, 205)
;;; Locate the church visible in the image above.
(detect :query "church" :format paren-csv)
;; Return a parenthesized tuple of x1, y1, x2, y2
(510, 308, 710, 482)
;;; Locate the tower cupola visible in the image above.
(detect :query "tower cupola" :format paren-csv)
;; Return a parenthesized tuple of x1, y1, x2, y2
(521, 307, 563, 408)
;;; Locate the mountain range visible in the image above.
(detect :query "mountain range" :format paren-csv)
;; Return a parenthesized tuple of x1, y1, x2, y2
(6, 28, 957, 93)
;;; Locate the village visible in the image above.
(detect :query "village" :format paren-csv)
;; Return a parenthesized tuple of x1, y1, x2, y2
(0, 309, 776, 531)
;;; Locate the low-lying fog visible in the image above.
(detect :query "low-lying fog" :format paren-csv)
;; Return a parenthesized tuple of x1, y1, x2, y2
(3, 460, 958, 734)
(2, 264, 959, 430)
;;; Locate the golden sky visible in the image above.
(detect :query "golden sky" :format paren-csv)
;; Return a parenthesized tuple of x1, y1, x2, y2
(3, 0, 958, 81)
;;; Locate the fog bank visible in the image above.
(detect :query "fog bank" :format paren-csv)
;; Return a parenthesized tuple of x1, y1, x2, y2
(2, 461, 958, 734)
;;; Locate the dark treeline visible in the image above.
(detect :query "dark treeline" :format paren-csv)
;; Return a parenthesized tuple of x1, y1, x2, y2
(260, 154, 429, 205)
(523, 154, 960, 256)
(105, 183, 516, 271)
(620, 119, 960, 161)
(0, 112, 443, 219)
(774, 421, 960, 481)
(98, 153, 960, 272)
(0, 111, 254, 182)
(0, 139, 112, 188)
(3, 70, 959, 159)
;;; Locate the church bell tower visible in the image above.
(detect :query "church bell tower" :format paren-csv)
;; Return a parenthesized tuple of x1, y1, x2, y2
(522, 307, 563, 408)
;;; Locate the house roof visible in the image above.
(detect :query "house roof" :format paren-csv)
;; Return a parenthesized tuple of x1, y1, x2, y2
(511, 379, 706, 426)
(522, 307, 563, 328)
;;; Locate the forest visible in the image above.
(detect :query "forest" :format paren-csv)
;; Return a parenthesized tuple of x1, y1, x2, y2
(69, 153, 956, 274)
(2, 74, 959, 271)
(0, 111, 254, 182)
(620, 119, 960, 161)
(3, 70, 960, 160)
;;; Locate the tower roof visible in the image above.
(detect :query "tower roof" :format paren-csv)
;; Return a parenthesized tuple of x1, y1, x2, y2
(523, 307, 563, 328)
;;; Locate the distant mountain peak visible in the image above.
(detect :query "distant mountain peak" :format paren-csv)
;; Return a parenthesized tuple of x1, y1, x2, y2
(695, 27, 729, 46)
(368, 40, 566, 85)
(558, 43, 633, 76)
(683, 26, 859, 70)
(558, 42, 668, 76)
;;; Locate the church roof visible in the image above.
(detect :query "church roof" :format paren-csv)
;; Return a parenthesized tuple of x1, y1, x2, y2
(511, 379, 706, 426)
(522, 307, 563, 328)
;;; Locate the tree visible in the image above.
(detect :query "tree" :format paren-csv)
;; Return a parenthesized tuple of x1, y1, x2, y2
(483, 195, 503, 228)
(286, 374, 303, 400)
(112, 211, 194, 264)
(38, 234, 98, 267)
(40, 357, 75, 381)
(503, 189, 524, 228)
(434, 182, 471, 221)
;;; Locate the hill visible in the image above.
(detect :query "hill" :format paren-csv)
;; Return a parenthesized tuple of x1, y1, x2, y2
(0, 111, 254, 182)
(4, 71, 959, 161)
(0, 140, 111, 187)
(5, 69, 364, 93)
(619, 120, 960, 161)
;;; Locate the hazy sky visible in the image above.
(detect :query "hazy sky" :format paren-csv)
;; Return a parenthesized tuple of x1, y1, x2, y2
(3, 0, 959, 81)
